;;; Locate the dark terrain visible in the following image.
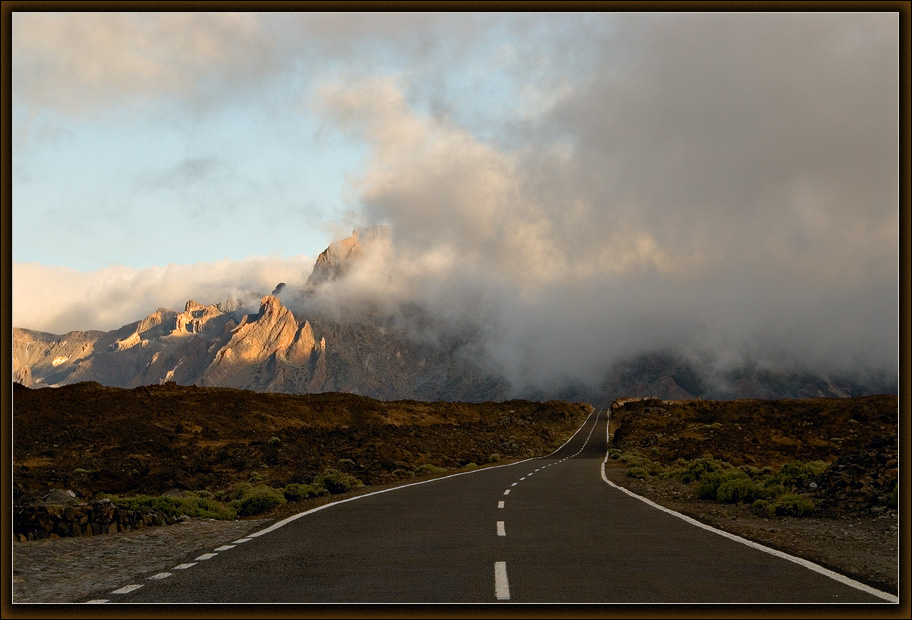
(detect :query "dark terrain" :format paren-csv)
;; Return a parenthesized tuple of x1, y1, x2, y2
(11, 383, 901, 596)
(13, 381, 589, 505)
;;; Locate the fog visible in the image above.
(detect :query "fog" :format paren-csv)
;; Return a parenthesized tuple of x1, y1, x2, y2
(302, 13, 898, 393)
(13, 12, 898, 394)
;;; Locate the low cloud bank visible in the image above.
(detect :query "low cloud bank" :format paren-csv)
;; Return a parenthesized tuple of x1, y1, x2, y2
(13, 256, 313, 335)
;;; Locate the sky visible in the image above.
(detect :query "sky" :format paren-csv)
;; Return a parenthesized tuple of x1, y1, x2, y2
(11, 10, 899, 392)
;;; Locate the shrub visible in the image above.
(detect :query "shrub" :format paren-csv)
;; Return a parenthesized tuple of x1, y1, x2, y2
(413, 464, 448, 476)
(756, 494, 815, 518)
(313, 468, 364, 494)
(229, 485, 287, 516)
(626, 466, 650, 480)
(462, 463, 478, 470)
(489, 453, 502, 463)
(667, 456, 729, 484)
(249, 471, 265, 482)
(267, 436, 281, 445)
(108, 491, 235, 520)
(618, 451, 663, 478)
(695, 469, 747, 501)
(716, 476, 769, 504)
(338, 458, 355, 466)
(767, 460, 829, 490)
(282, 483, 325, 502)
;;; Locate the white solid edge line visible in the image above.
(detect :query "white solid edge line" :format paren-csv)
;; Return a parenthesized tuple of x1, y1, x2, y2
(494, 561, 510, 600)
(600, 409, 898, 603)
(248, 408, 600, 540)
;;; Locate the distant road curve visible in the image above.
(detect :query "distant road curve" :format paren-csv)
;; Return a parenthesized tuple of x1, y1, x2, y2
(87, 408, 896, 604)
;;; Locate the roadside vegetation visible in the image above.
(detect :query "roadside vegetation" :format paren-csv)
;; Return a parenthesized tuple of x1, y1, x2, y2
(614, 449, 825, 517)
(99, 460, 489, 520)
(101, 467, 366, 519)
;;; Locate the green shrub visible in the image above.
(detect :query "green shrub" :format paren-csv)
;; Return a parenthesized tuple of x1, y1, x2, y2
(462, 463, 478, 470)
(754, 494, 815, 518)
(249, 471, 265, 482)
(695, 469, 747, 501)
(618, 450, 663, 477)
(283, 483, 325, 502)
(313, 468, 364, 494)
(489, 453, 502, 463)
(716, 476, 769, 504)
(626, 466, 650, 479)
(767, 460, 829, 490)
(338, 458, 355, 466)
(229, 484, 287, 516)
(413, 464, 448, 476)
(667, 456, 729, 484)
(108, 491, 235, 520)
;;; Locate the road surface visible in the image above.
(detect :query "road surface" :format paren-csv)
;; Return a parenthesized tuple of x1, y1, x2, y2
(86, 408, 895, 604)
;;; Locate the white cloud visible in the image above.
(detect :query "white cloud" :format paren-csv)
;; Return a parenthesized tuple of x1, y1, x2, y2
(308, 12, 898, 392)
(13, 256, 312, 334)
(13, 12, 271, 118)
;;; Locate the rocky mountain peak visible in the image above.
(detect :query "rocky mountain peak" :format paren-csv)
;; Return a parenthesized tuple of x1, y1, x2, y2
(306, 225, 390, 287)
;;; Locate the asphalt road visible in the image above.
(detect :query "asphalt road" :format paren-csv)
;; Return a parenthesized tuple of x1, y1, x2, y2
(89, 408, 894, 604)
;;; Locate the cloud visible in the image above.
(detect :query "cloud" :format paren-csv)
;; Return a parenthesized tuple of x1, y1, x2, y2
(13, 12, 898, 394)
(13, 256, 313, 334)
(13, 12, 272, 118)
(310, 12, 898, 392)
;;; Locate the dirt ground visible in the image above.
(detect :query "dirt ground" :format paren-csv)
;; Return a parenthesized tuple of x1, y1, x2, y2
(12, 381, 591, 504)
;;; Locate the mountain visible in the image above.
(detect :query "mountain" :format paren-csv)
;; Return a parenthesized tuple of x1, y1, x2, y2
(12, 227, 895, 404)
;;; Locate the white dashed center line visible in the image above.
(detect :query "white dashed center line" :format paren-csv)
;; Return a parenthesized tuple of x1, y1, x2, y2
(174, 563, 197, 570)
(195, 553, 218, 561)
(495, 562, 510, 600)
(111, 584, 143, 595)
(497, 521, 506, 536)
(503, 489, 510, 495)
(147, 572, 171, 580)
(498, 500, 505, 508)
(214, 545, 235, 551)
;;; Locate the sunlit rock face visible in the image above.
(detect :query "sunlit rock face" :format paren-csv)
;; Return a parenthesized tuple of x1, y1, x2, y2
(306, 225, 390, 287)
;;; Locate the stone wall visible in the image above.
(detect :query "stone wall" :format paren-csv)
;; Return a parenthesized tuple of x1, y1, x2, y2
(14, 500, 180, 541)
